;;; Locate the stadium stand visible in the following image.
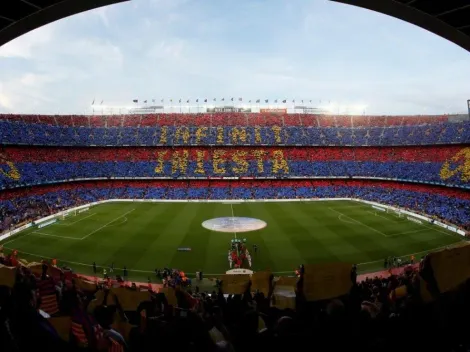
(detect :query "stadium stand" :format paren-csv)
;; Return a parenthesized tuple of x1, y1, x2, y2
(1, 113, 470, 351)
(1, 113, 470, 146)
(1, 145, 470, 189)
(2, 245, 470, 351)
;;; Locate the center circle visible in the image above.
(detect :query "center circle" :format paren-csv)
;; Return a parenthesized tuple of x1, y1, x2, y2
(202, 217, 267, 233)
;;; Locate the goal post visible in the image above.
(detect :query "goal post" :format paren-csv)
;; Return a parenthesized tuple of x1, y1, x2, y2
(60, 209, 77, 220)
(386, 208, 405, 218)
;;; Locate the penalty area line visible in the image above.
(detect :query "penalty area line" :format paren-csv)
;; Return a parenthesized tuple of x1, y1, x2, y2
(55, 213, 96, 226)
(31, 231, 82, 240)
(80, 209, 135, 240)
(329, 207, 387, 237)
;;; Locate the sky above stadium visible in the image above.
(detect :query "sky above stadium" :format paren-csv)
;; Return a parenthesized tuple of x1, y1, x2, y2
(0, 0, 469, 115)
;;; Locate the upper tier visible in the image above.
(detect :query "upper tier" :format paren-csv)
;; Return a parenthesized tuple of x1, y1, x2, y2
(1, 113, 469, 146)
(1, 146, 469, 190)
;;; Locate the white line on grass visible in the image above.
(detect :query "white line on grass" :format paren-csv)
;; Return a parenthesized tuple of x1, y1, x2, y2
(337, 214, 356, 225)
(1, 231, 35, 246)
(31, 231, 82, 240)
(55, 213, 96, 226)
(387, 228, 428, 237)
(329, 207, 388, 237)
(357, 240, 467, 266)
(419, 221, 460, 238)
(230, 203, 237, 240)
(366, 210, 400, 223)
(0, 245, 311, 276)
(4, 240, 467, 276)
(80, 209, 135, 240)
(104, 217, 128, 228)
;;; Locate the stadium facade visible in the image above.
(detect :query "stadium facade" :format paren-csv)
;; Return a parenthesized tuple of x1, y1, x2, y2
(1, 112, 469, 235)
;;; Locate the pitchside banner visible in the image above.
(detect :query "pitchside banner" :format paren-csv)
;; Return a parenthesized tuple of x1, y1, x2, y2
(207, 107, 251, 113)
(302, 262, 353, 301)
(428, 242, 470, 293)
(259, 108, 287, 113)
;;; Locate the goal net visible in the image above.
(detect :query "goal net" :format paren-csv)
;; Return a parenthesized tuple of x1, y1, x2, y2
(60, 210, 77, 220)
(387, 208, 404, 218)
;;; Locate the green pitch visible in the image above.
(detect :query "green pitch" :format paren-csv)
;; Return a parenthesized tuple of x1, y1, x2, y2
(1, 200, 465, 280)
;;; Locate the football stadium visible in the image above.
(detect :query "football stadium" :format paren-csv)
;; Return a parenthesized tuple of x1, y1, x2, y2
(1, 0, 470, 351)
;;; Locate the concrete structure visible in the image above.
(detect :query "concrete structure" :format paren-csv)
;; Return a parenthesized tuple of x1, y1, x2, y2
(331, 0, 470, 52)
(0, 0, 129, 47)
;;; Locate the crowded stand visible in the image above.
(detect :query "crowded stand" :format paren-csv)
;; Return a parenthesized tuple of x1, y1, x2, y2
(1, 112, 470, 351)
(1, 180, 469, 233)
(1, 113, 470, 146)
(1, 145, 469, 189)
(2, 242, 470, 351)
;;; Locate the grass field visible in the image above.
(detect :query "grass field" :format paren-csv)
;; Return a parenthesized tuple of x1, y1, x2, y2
(1, 200, 466, 281)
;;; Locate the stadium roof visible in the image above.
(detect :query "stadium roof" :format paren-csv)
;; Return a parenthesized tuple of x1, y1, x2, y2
(331, 0, 470, 53)
(0, 0, 129, 48)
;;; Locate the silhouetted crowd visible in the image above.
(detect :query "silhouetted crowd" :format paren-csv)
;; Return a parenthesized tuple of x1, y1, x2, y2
(1, 256, 470, 352)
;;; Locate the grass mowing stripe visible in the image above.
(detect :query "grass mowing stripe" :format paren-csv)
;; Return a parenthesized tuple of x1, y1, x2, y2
(358, 240, 467, 266)
(55, 213, 97, 226)
(328, 207, 387, 237)
(31, 232, 82, 240)
(2, 201, 466, 276)
(81, 209, 135, 240)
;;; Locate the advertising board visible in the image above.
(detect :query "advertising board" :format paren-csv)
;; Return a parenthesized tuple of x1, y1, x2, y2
(259, 108, 287, 113)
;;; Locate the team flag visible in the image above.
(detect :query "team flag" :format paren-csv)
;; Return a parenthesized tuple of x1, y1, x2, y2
(204, 99, 207, 102)
(239, 97, 242, 101)
(265, 99, 268, 103)
(282, 100, 286, 103)
(256, 99, 260, 103)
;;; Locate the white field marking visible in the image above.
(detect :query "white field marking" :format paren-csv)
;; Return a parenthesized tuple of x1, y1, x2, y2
(4, 238, 467, 276)
(419, 221, 460, 238)
(230, 203, 237, 240)
(366, 211, 400, 223)
(338, 214, 356, 225)
(55, 213, 96, 226)
(329, 207, 387, 237)
(31, 231, 82, 240)
(0, 243, 317, 276)
(1, 231, 35, 246)
(0, 247, 155, 273)
(357, 240, 467, 266)
(385, 228, 428, 237)
(80, 209, 135, 240)
(104, 217, 128, 228)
